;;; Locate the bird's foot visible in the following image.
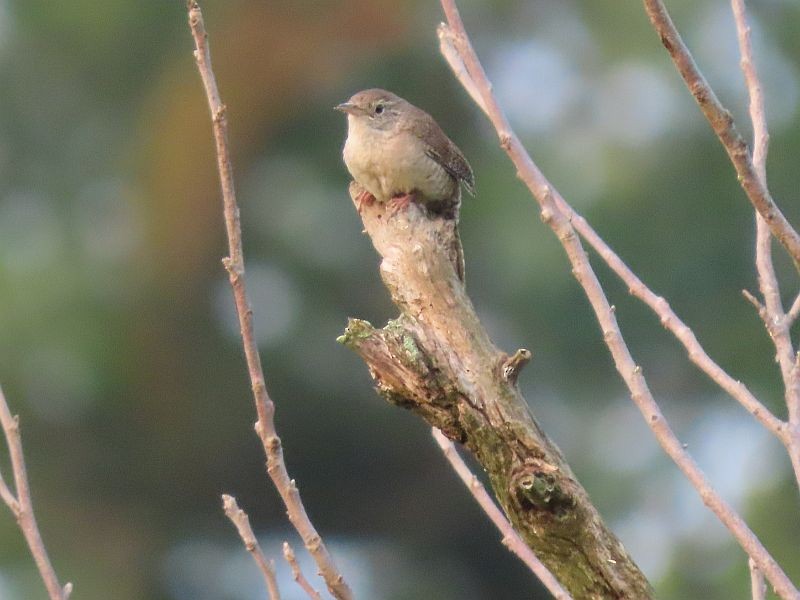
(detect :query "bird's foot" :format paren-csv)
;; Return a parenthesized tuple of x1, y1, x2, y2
(388, 192, 414, 216)
(355, 190, 377, 213)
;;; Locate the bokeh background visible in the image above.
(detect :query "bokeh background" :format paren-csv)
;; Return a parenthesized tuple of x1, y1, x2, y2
(0, 0, 799, 598)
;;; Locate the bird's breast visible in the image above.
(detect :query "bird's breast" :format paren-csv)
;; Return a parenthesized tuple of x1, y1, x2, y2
(343, 123, 456, 202)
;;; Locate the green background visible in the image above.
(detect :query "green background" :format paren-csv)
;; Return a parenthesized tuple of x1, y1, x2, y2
(0, 0, 798, 598)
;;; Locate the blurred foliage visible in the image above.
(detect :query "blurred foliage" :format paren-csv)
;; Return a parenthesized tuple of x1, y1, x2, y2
(0, 0, 799, 598)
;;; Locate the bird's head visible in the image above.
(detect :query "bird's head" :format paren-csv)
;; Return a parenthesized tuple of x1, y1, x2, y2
(335, 88, 406, 131)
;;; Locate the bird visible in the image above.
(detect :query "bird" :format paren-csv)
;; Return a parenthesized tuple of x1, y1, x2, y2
(335, 88, 474, 279)
(335, 89, 475, 214)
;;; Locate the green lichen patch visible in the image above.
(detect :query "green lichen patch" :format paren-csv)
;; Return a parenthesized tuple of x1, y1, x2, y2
(336, 318, 375, 346)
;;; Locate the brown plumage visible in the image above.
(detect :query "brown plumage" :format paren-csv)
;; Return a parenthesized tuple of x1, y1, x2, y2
(336, 89, 474, 209)
(408, 106, 475, 198)
(336, 89, 474, 280)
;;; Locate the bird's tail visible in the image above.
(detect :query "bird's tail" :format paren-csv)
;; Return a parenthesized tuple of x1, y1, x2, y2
(422, 192, 464, 282)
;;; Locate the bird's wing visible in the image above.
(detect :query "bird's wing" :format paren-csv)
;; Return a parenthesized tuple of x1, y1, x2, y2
(409, 108, 475, 196)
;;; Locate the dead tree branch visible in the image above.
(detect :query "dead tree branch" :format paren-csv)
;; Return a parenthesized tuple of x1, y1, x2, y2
(339, 182, 653, 598)
(0, 386, 72, 600)
(437, 2, 798, 598)
(186, 4, 352, 598)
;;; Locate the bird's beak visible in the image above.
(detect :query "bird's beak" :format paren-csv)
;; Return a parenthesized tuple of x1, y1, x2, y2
(334, 102, 361, 115)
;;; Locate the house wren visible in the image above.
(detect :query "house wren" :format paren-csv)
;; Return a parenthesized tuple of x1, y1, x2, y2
(335, 89, 474, 210)
(335, 89, 474, 279)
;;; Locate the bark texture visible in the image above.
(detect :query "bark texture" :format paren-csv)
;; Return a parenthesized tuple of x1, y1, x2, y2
(339, 183, 654, 599)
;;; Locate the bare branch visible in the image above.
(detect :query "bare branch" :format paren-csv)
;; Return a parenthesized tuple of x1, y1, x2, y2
(641, 0, 800, 271)
(341, 188, 653, 596)
(751, 558, 767, 600)
(731, 0, 800, 489)
(186, 4, 352, 598)
(742, 289, 767, 316)
(0, 386, 71, 600)
(731, 0, 769, 183)
(788, 292, 800, 326)
(438, 24, 786, 447)
(283, 542, 322, 600)
(438, 30, 487, 114)
(222, 495, 281, 600)
(432, 429, 572, 600)
(0, 460, 17, 512)
(561, 203, 785, 440)
(437, 3, 799, 598)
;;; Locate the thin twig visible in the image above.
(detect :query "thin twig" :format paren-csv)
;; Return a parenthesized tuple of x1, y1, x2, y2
(731, 0, 800, 489)
(432, 429, 572, 600)
(565, 203, 784, 439)
(438, 33, 487, 115)
(731, 0, 769, 183)
(439, 25, 786, 446)
(186, 4, 352, 599)
(751, 558, 767, 600)
(222, 495, 281, 600)
(0, 386, 72, 600)
(0, 461, 17, 511)
(787, 292, 800, 326)
(283, 542, 323, 600)
(641, 0, 800, 272)
(437, 3, 799, 598)
(742, 289, 767, 316)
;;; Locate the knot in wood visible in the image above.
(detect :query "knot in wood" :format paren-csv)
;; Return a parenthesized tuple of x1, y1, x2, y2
(510, 461, 574, 517)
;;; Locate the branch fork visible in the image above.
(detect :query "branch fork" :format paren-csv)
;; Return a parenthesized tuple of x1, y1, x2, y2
(0, 387, 72, 600)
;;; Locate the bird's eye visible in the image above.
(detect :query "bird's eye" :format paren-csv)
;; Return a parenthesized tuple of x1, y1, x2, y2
(375, 104, 384, 115)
